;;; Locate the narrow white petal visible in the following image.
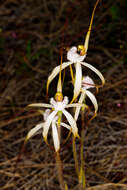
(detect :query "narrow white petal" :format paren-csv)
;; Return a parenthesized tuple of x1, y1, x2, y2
(47, 61, 73, 89)
(60, 122, 71, 130)
(50, 98, 56, 105)
(73, 63, 82, 100)
(62, 109, 78, 137)
(26, 123, 44, 141)
(84, 31, 90, 54)
(52, 122, 60, 152)
(63, 96, 69, 104)
(81, 62, 105, 85)
(43, 111, 57, 140)
(74, 93, 85, 121)
(28, 103, 53, 108)
(85, 90, 98, 113)
(66, 103, 84, 108)
(57, 77, 62, 93)
(43, 109, 51, 121)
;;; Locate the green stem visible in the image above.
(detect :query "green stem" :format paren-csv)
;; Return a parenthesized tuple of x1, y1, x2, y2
(80, 110, 86, 189)
(56, 151, 65, 190)
(81, 110, 85, 166)
(72, 136, 79, 177)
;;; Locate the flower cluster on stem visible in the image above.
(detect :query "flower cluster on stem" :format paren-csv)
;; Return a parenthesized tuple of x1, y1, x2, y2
(25, 0, 105, 189)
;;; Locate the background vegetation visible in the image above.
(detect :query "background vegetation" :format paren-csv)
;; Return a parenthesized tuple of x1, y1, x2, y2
(0, 0, 127, 189)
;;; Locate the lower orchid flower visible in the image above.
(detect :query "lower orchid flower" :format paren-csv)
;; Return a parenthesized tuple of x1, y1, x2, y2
(26, 92, 84, 152)
(25, 109, 72, 152)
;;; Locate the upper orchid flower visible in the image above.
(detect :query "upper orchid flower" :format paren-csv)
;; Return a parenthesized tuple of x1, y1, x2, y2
(26, 92, 83, 152)
(47, 49, 105, 102)
(47, 0, 104, 102)
(74, 76, 98, 121)
(67, 46, 86, 63)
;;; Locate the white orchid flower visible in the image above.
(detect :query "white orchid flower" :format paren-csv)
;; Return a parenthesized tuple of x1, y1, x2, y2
(74, 76, 98, 121)
(25, 108, 72, 152)
(51, 116, 73, 152)
(67, 46, 86, 62)
(47, 46, 105, 102)
(25, 109, 50, 142)
(47, 0, 104, 102)
(27, 93, 84, 151)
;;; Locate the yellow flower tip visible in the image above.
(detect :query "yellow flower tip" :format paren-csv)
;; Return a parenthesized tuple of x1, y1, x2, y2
(81, 104, 87, 112)
(70, 99, 74, 104)
(24, 136, 29, 144)
(101, 77, 105, 86)
(96, 86, 99, 94)
(43, 136, 47, 143)
(55, 147, 60, 153)
(88, 112, 97, 124)
(70, 96, 76, 104)
(103, 79, 105, 85)
(46, 80, 49, 95)
(74, 133, 80, 139)
(27, 104, 32, 107)
(70, 95, 77, 104)
(65, 47, 70, 52)
(77, 134, 80, 139)
(55, 92, 63, 102)
(77, 45, 86, 56)
(65, 183, 69, 190)
(57, 79, 62, 93)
